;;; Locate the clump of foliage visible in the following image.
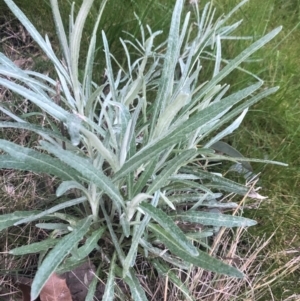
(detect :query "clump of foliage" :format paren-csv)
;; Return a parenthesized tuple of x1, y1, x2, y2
(0, 0, 285, 300)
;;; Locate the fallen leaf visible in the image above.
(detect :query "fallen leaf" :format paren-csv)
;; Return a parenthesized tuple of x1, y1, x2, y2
(40, 273, 72, 301)
(18, 283, 31, 301)
(15, 277, 40, 301)
(62, 262, 96, 301)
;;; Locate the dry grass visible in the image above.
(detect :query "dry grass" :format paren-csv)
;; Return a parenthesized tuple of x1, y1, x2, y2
(141, 228, 300, 301)
(0, 16, 59, 300)
(131, 190, 300, 300)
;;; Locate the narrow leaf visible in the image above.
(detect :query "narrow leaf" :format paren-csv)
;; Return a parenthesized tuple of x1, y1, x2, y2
(198, 87, 279, 143)
(173, 211, 257, 227)
(147, 149, 197, 194)
(140, 202, 199, 256)
(123, 269, 148, 301)
(149, 223, 243, 278)
(35, 223, 69, 230)
(31, 216, 92, 301)
(181, 167, 250, 196)
(76, 227, 105, 259)
(50, 0, 70, 69)
(9, 238, 59, 255)
(113, 135, 182, 182)
(0, 78, 69, 122)
(102, 253, 116, 301)
(122, 191, 160, 278)
(14, 197, 87, 225)
(133, 157, 158, 195)
(40, 141, 124, 210)
(114, 84, 262, 181)
(150, 0, 184, 139)
(0, 121, 70, 145)
(210, 141, 253, 172)
(205, 108, 248, 147)
(56, 181, 88, 197)
(3, 0, 70, 82)
(70, 0, 95, 106)
(193, 26, 282, 104)
(85, 264, 102, 301)
(0, 140, 80, 181)
(0, 211, 40, 231)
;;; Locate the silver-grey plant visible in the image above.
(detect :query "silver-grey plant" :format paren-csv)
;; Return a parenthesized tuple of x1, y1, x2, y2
(0, 0, 285, 300)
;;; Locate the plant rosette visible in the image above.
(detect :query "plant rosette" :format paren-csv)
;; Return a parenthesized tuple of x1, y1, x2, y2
(0, 0, 286, 300)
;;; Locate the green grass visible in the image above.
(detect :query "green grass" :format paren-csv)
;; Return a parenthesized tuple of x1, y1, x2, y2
(1, 0, 300, 299)
(214, 0, 300, 298)
(0, 0, 176, 73)
(220, 0, 300, 241)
